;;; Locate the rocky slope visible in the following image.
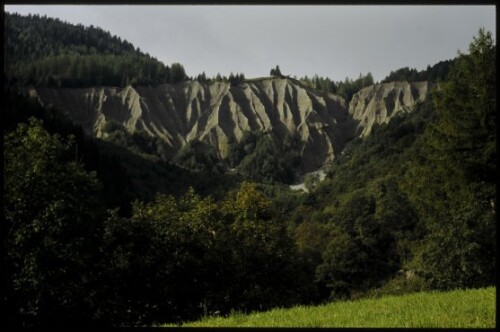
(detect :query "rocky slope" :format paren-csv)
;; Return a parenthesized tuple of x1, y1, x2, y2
(28, 78, 428, 172)
(348, 81, 428, 137)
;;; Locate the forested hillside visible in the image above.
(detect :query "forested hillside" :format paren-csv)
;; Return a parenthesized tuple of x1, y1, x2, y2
(295, 59, 454, 102)
(380, 59, 455, 83)
(3, 13, 495, 327)
(5, 13, 187, 87)
(289, 28, 495, 296)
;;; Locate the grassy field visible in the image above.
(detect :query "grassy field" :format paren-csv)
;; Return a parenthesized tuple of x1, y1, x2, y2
(165, 287, 495, 327)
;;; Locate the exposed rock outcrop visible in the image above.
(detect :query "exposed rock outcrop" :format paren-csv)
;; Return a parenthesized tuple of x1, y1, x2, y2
(29, 78, 428, 172)
(347, 81, 428, 137)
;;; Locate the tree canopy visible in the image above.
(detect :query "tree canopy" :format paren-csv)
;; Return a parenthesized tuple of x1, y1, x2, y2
(402, 28, 496, 289)
(5, 13, 188, 87)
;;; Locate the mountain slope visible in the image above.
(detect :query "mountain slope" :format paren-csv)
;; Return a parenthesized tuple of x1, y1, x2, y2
(28, 79, 428, 172)
(6, 12, 429, 174)
(5, 12, 186, 87)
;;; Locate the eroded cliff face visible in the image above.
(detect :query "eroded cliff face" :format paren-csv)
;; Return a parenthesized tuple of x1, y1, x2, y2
(29, 78, 428, 172)
(348, 81, 428, 137)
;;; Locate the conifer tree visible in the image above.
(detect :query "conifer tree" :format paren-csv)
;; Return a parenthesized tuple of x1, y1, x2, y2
(403, 29, 496, 289)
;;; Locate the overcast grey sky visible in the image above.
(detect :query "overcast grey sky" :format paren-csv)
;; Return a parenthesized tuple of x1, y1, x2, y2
(5, 5, 496, 82)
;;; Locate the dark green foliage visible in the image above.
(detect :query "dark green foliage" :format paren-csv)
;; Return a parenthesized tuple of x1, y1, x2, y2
(173, 139, 226, 173)
(315, 191, 402, 300)
(170, 63, 188, 83)
(195, 71, 210, 83)
(270, 65, 282, 76)
(316, 225, 368, 299)
(286, 90, 435, 301)
(101, 121, 167, 159)
(300, 59, 452, 101)
(228, 72, 246, 85)
(93, 138, 242, 210)
(299, 72, 373, 102)
(317, 98, 432, 202)
(299, 74, 337, 94)
(292, 29, 496, 300)
(228, 131, 299, 184)
(3, 122, 306, 326)
(2, 88, 133, 211)
(402, 28, 496, 290)
(381, 59, 455, 83)
(97, 183, 307, 324)
(7, 53, 174, 87)
(4, 13, 135, 65)
(381, 67, 420, 83)
(217, 183, 306, 312)
(4, 119, 105, 326)
(298, 62, 452, 100)
(237, 135, 291, 183)
(335, 73, 375, 101)
(5, 13, 187, 87)
(226, 131, 258, 167)
(99, 192, 219, 324)
(423, 60, 455, 82)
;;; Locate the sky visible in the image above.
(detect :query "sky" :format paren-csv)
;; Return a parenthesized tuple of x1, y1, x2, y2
(4, 5, 496, 82)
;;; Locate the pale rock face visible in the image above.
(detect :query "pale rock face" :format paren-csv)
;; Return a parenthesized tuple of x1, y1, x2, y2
(348, 81, 428, 137)
(30, 78, 427, 172)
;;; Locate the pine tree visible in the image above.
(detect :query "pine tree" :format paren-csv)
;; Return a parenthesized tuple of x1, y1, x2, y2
(275, 65, 282, 76)
(403, 29, 496, 289)
(270, 65, 281, 77)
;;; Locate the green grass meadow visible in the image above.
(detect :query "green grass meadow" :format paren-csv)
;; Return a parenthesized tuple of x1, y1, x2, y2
(165, 287, 495, 328)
